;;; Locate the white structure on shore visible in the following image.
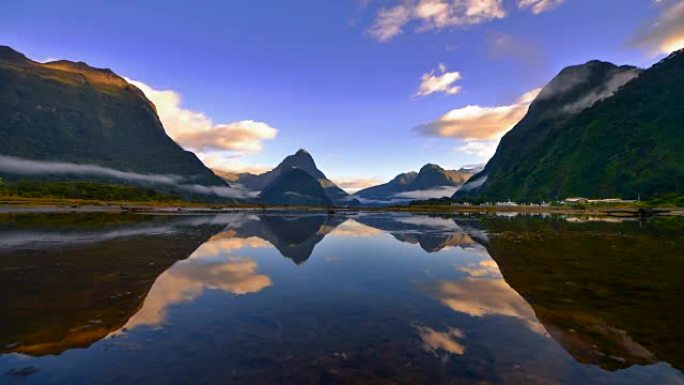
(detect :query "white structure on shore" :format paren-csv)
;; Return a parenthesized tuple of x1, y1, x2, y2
(564, 197, 637, 204)
(496, 200, 519, 207)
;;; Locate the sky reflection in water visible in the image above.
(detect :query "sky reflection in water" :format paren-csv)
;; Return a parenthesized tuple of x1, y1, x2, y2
(0, 212, 682, 385)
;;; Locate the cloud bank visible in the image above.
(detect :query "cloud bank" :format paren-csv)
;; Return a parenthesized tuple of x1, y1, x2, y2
(0, 155, 256, 199)
(394, 185, 461, 200)
(126, 78, 277, 153)
(368, 0, 563, 42)
(416, 88, 540, 141)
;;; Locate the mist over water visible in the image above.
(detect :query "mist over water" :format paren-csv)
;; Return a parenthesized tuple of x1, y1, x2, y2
(0, 155, 256, 198)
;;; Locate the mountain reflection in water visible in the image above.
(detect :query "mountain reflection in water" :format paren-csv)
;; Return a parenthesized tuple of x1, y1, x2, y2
(0, 212, 682, 385)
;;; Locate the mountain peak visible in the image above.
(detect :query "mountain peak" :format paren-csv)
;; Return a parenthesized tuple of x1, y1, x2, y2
(295, 148, 310, 155)
(529, 60, 642, 117)
(0, 46, 29, 63)
(419, 163, 444, 173)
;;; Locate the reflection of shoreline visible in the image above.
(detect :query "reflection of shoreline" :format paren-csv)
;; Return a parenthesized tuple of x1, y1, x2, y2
(0, 215, 225, 356)
(355, 213, 485, 253)
(478, 217, 684, 371)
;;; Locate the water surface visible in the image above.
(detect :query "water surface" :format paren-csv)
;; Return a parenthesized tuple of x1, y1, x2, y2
(1, 212, 682, 384)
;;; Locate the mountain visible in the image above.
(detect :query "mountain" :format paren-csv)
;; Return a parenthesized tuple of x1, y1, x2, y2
(456, 53, 684, 202)
(225, 149, 350, 204)
(0, 46, 226, 189)
(357, 164, 477, 200)
(259, 167, 333, 206)
(355, 213, 478, 253)
(230, 213, 345, 264)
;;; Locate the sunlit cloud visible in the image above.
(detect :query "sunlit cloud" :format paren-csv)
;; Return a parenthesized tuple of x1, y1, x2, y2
(368, 0, 505, 42)
(415, 325, 466, 355)
(427, 276, 547, 335)
(632, 0, 684, 55)
(416, 63, 462, 96)
(197, 232, 272, 256)
(416, 88, 541, 141)
(517, 0, 564, 14)
(119, 256, 271, 330)
(329, 219, 384, 237)
(454, 140, 499, 161)
(333, 176, 385, 193)
(197, 152, 273, 175)
(396, 215, 461, 229)
(368, 0, 564, 42)
(457, 259, 502, 278)
(126, 78, 277, 167)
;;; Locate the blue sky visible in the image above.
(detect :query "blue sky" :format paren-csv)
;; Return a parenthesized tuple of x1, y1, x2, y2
(2, 0, 681, 191)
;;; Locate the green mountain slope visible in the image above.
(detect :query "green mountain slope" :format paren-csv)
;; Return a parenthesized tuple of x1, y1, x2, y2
(456, 52, 684, 201)
(0, 46, 225, 188)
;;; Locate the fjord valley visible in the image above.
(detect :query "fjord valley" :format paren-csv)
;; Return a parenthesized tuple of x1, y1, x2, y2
(2, 0, 684, 383)
(1, 44, 684, 210)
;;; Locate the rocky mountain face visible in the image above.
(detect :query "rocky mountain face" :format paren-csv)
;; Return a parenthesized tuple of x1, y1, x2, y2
(456, 52, 684, 201)
(356, 164, 477, 200)
(219, 149, 350, 205)
(0, 46, 226, 189)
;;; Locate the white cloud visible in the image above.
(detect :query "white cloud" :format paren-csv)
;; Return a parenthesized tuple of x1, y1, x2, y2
(394, 185, 461, 199)
(416, 326, 466, 355)
(367, 0, 564, 42)
(454, 140, 499, 160)
(517, 0, 564, 14)
(632, 0, 684, 55)
(0, 155, 258, 198)
(368, 0, 506, 42)
(368, 3, 413, 41)
(416, 88, 541, 141)
(329, 219, 384, 237)
(416, 63, 462, 96)
(126, 78, 277, 153)
(197, 152, 272, 175)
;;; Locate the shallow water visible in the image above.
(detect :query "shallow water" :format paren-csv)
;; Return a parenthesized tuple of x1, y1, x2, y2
(0, 211, 682, 385)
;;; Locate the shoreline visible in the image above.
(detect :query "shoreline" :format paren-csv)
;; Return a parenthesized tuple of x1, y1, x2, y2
(1, 198, 683, 217)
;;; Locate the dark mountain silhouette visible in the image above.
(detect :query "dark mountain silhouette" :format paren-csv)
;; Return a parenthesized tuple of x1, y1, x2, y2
(355, 214, 477, 253)
(230, 213, 345, 264)
(219, 149, 350, 205)
(259, 167, 333, 206)
(456, 52, 684, 201)
(357, 164, 477, 200)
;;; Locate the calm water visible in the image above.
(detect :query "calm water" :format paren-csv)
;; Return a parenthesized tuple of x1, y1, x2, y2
(0, 211, 682, 385)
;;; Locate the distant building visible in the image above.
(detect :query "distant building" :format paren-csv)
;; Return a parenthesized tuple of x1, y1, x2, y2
(496, 200, 519, 207)
(565, 197, 588, 204)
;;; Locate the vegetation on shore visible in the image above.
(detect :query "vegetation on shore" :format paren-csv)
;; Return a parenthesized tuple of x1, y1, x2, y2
(0, 179, 184, 203)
